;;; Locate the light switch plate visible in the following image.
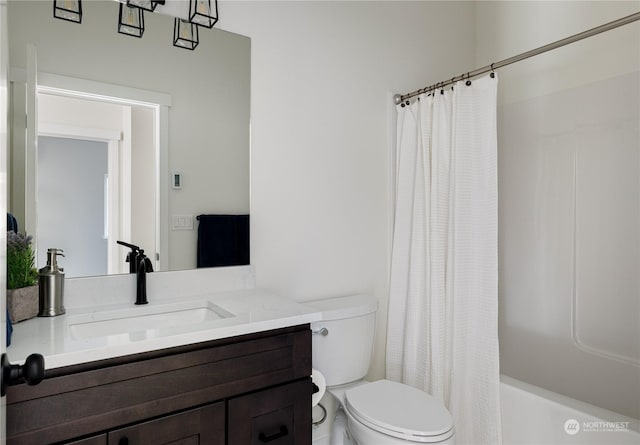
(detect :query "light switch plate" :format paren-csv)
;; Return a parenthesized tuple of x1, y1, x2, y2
(171, 214, 194, 230)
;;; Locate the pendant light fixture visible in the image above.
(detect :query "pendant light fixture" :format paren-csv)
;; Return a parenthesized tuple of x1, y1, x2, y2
(53, 0, 82, 24)
(53, 0, 218, 51)
(173, 18, 199, 50)
(127, 0, 165, 13)
(189, 0, 218, 29)
(118, 3, 145, 38)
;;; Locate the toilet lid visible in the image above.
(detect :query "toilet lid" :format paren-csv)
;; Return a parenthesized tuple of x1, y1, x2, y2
(345, 380, 454, 441)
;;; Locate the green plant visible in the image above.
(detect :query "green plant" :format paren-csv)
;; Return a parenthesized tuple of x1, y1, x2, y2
(7, 232, 38, 289)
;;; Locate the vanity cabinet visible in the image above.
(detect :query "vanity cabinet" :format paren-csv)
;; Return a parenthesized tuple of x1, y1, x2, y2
(6, 325, 312, 445)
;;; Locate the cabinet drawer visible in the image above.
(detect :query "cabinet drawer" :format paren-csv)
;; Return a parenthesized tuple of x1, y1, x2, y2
(228, 379, 312, 445)
(108, 403, 224, 445)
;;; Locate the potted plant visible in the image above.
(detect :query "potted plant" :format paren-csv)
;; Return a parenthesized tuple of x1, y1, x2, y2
(7, 232, 39, 323)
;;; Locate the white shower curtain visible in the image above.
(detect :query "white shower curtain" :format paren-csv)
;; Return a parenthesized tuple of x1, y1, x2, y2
(386, 74, 501, 445)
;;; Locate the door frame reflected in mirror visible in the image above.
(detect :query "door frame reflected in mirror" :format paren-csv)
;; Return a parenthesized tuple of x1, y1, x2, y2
(12, 69, 171, 275)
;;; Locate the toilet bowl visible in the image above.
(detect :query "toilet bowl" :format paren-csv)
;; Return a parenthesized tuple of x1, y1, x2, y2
(308, 295, 455, 445)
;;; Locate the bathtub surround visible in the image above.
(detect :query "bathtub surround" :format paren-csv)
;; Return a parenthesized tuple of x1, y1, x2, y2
(498, 72, 640, 419)
(475, 1, 640, 419)
(387, 75, 500, 444)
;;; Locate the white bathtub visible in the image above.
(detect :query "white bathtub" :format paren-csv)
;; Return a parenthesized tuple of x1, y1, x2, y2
(501, 375, 640, 445)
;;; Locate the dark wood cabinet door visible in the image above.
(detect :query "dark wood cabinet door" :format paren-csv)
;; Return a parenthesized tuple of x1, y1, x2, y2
(228, 379, 312, 445)
(107, 403, 224, 445)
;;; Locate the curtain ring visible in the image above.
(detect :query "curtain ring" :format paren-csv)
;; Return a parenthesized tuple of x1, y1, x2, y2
(465, 72, 471, 86)
(490, 63, 495, 78)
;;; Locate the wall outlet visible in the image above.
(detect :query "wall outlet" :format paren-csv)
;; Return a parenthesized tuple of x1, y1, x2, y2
(171, 214, 194, 230)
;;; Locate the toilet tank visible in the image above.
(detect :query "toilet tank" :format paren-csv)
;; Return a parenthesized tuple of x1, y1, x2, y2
(306, 295, 377, 387)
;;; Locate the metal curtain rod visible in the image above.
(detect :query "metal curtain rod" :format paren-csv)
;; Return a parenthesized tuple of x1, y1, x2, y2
(393, 11, 640, 105)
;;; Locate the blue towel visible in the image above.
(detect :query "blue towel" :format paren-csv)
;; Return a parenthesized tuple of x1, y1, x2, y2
(197, 214, 249, 268)
(6, 309, 12, 347)
(7, 213, 18, 233)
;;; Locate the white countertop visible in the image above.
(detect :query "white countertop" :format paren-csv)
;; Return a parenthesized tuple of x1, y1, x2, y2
(7, 288, 322, 369)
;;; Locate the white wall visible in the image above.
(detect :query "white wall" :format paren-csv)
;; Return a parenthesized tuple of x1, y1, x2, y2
(476, 1, 640, 418)
(1, 0, 10, 376)
(218, 1, 476, 380)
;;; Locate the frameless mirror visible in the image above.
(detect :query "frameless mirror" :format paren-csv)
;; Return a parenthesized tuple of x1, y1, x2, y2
(7, 0, 250, 278)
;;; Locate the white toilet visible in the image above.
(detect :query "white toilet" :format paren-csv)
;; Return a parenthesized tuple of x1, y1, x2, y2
(308, 295, 455, 445)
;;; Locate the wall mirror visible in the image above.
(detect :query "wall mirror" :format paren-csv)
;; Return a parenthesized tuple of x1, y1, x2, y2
(7, 0, 250, 278)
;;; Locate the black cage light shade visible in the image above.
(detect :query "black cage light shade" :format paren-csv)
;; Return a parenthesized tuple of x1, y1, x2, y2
(118, 3, 145, 38)
(189, 0, 218, 29)
(174, 19, 199, 50)
(127, 0, 165, 13)
(53, 0, 82, 24)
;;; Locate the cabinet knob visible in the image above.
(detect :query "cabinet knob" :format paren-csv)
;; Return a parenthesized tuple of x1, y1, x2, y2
(1, 353, 45, 396)
(258, 425, 288, 443)
(118, 437, 129, 445)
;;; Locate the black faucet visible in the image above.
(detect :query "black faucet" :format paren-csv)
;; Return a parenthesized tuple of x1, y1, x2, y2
(117, 241, 153, 305)
(135, 250, 154, 305)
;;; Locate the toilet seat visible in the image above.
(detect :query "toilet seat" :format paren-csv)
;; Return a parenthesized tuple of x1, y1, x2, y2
(345, 380, 454, 443)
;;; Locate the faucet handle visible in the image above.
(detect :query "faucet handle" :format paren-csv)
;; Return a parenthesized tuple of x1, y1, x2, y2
(117, 240, 140, 251)
(118, 241, 142, 274)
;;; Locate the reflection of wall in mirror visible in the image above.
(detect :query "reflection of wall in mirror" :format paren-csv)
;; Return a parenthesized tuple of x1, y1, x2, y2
(7, 0, 250, 273)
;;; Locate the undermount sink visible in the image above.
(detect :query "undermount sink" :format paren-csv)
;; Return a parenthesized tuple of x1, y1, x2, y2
(67, 300, 234, 340)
